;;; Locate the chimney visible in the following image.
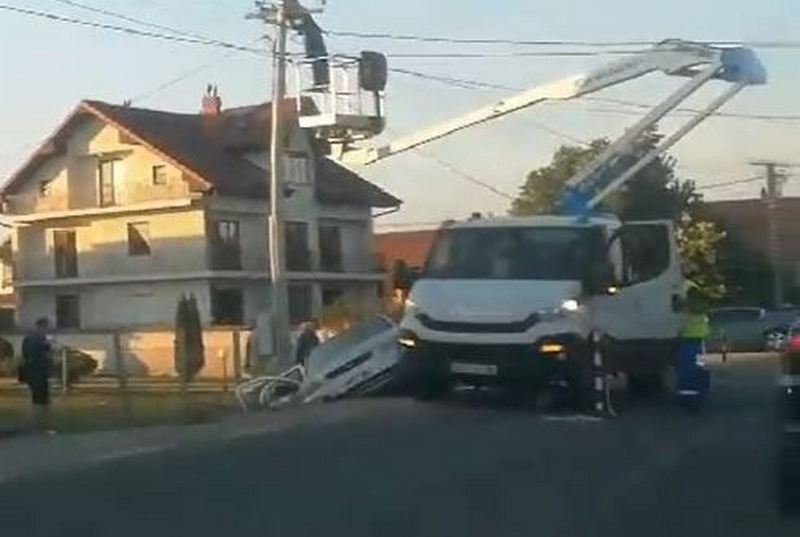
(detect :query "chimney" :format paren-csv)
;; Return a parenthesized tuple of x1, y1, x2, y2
(201, 84, 222, 116)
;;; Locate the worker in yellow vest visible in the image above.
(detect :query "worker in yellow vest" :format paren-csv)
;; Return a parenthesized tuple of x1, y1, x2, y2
(676, 284, 711, 410)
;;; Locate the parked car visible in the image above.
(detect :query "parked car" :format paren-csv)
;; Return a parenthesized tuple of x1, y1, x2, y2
(764, 307, 800, 351)
(707, 307, 767, 352)
(707, 306, 800, 353)
(777, 321, 800, 514)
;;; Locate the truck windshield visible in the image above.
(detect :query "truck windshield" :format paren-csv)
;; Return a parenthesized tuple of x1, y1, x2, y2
(424, 226, 590, 280)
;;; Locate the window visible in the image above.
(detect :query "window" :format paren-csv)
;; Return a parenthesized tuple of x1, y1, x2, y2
(617, 224, 670, 284)
(56, 294, 80, 329)
(151, 165, 167, 186)
(127, 222, 151, 256)
(38, 180, 51, 198)
(211, 287, 244, 325)
(319, 225, 343, 272)
(322, 285, 344, 307)
(286, 221, 311, 271)
(285, 153, 309, 184)
(210, 220, 241, 270)
(425, 227, 589, 281)
(53, 229, 78, 278)
(288, 284, 312, 325)
(98, 159, 117, 207)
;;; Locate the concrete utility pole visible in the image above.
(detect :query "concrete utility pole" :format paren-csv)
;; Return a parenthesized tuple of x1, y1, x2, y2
(751, 160, 789, 308)
(252, 1, 296, 370)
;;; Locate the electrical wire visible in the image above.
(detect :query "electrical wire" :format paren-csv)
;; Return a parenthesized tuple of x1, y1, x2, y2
(49, 0, 211, 40)
(127, 37, 268, 104)
(390, 68, 800, 123)
(695, 176, 763, 190)
(323, 29, 800, 50)
(0, 4, 263, 54)
(410, 147, 515, 201)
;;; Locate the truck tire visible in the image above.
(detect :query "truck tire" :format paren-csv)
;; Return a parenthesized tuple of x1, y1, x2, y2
(414, 378, 450, 401)
(628, 370, 666, 398)
(566, 344, 594, 412)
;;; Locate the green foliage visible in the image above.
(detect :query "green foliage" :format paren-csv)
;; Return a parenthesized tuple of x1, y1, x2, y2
(174, 294, 205, 382)
(510, 128, 726, 302)
(675, 213, 726, 301)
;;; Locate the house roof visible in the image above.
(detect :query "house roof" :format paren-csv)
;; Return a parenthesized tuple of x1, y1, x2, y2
(375, 229, 440, 269)
(2, 99, 400, 208)
(705, 197, 800, 261)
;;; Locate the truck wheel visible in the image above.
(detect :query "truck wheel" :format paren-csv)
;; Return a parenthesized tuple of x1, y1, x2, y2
(628, 370, 666, 398)
(414, 378, 449, 401)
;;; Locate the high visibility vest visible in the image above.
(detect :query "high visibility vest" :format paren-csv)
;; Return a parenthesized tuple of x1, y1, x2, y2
(681, 312, 710, 339)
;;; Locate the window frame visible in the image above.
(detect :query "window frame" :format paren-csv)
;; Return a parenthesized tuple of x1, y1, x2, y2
(211, 286, 244, 326)
(127, 221, 151, 257)
(151, 164, 168, 186)
(98, 158, 118, 207)
(55, 294, 80, 330)
(53, 229, 78, 278)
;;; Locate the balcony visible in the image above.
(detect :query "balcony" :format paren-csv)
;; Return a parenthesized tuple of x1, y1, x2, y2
(209, 243, 242, 271)
(286, 247, 312, 272)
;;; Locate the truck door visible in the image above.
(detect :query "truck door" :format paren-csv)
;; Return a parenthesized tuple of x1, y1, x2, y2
(590, 221, 683, 341)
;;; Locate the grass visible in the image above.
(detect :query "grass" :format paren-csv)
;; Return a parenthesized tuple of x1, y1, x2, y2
(0, 391, 238, 434)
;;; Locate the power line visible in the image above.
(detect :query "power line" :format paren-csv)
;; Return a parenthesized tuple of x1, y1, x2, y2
(49, 0, 209, 40)
(323, 29, 800, 50)
(411, 147, 515, 201)
(0, 4, 263, 54)
(390, 68, 800, 123)
(695, 176, 763, 190)
(128, 37, 267, 104)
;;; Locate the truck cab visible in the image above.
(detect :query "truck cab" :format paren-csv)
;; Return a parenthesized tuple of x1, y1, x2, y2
(398, 215, 684, 400)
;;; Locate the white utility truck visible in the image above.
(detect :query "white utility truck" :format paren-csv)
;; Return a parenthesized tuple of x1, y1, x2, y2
(294, 39, 766, 401)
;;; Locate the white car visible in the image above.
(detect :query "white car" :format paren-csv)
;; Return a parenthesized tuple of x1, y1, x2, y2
(299, 315, 401, 402)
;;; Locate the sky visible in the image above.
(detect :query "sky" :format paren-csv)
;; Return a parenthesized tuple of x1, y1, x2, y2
(1, 0, 798, 229)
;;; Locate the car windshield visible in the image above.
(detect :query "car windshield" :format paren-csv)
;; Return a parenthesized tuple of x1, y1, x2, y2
(307, 316, 393, 370)
(424, 226, 589, 280)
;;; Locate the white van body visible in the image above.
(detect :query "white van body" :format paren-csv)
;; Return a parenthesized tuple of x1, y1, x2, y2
(399, 215, 684, 385)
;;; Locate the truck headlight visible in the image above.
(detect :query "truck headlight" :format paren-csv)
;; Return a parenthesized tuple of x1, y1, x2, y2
(538, 299, 581, 321)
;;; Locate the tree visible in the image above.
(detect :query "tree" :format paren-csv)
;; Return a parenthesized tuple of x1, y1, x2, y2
(174, 294, 205, 383)
(510, 129, 726, 301)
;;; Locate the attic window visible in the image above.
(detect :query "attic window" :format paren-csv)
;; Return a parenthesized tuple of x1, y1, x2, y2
(39, 180, 52, 198)
(284, 153, 309, 185)
(152, 165, 167, 186)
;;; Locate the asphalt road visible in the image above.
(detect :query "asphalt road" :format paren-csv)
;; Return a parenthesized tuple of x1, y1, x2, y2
(0, 355, 797, 537)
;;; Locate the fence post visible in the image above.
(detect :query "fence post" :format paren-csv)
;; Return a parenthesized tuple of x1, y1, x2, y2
(232, 329, 242, 384)
(112, 332, 130, 417)
(219, 349, 229, 393)
(60, 346, 69, 395)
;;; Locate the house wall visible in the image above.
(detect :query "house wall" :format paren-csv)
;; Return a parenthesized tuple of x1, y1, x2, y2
(17, 279, 211, 330)
(14, 207, 207, 282)
(8, 118, 189, 215)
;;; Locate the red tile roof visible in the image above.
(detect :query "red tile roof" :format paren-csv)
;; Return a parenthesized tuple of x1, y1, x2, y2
(2, 100, 401, 208)
(375, 229, 439, 269)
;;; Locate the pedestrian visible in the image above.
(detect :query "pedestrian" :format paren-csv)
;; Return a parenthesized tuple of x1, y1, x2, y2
(20, 317, 53, 429)
(295, 319, 320, 367)
(676, 286, 711, 408)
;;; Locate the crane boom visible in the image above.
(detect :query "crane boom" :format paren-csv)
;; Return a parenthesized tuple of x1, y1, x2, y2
(335, 39, 764, 214)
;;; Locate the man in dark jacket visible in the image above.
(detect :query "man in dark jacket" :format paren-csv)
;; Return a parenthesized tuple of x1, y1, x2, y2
(295, 319, 320, 367)
(21, 317, 53, 427)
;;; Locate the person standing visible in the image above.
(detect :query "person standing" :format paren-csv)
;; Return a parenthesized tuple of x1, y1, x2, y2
(676, 286, 711, 409)
(20, 317, 53, 429)
(295, 319, 320, 367)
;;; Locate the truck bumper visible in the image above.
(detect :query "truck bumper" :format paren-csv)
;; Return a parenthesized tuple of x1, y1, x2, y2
(400, 334, 587, 388)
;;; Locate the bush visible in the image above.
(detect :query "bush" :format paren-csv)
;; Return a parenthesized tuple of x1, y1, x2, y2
(174, 294, 204, 381)
(0, 337, 15, 377)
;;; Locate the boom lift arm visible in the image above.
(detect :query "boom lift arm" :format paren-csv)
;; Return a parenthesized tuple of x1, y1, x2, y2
(313, 40, 765, 216)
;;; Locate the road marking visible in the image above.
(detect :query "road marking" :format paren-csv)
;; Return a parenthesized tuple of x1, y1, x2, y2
(96, 443, 176, 462)
(542, 414, 605, 423)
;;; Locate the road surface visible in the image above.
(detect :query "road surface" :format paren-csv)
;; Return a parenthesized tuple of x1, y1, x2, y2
(0, 355, 797, 536)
